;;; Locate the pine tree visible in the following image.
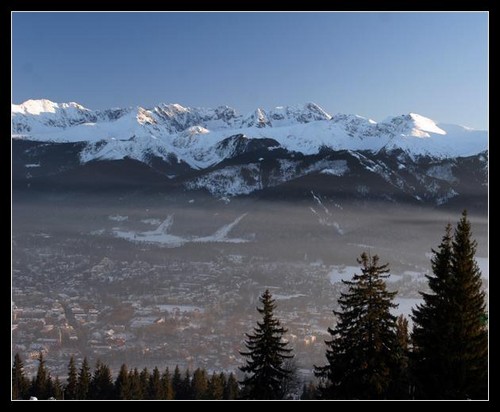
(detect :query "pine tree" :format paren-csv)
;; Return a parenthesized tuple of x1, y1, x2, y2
(139, 367, 150, 399)
(29, 377, 35, 398)
(129, 368, 143, 400)
(148, 367, 163, 399)
(161, 367, 174, 400)
(224, 372, 239, 400)
(172, 365, 182, 399)
(33, 352, 49, 399)
(65, 356, 78, 400)
(90, 360, 114, 399)
(46, 375, 54, 399)
(412, 211, 488, 399)
(207, 372, 225, 400)
(191, 368, 208, 399)
(178, 369, 192, 399)
(315, 253, 399, 399)
(76, 357, 91, 400)
(239, 289, 294, 399)
(12, 353, 29, 400)
(411, 223, 453, 399)
(51, 376, 64, 400)
(390, 315, 411, 399)
(115, 364, 130, 399)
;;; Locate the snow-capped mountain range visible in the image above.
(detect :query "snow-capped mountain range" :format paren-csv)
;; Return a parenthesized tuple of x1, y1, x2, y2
(12, 99, 487, 207)
(12, 99, 486, 169)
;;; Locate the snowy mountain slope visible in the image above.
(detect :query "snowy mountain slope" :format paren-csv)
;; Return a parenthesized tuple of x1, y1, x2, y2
(12, 99, 488, 208)
(12, 99, 487, 169)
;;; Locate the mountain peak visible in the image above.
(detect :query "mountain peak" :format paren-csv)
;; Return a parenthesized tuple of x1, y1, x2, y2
(405, 113, 446, 136)
(382, 113, 447, 137)
(158, 103, 189, 114)
(303, 102, 332, 120)
(13, 99, 59, 115)
(267, 102, 331, 124)
(12, 99, 90, 116)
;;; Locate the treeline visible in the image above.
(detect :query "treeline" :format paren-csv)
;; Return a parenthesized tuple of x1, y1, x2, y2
(12, 354, 239, 400)
(12, 211, 487, 400)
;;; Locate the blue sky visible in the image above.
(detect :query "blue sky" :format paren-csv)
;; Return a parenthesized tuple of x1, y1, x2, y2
(12, 12, 488, 129)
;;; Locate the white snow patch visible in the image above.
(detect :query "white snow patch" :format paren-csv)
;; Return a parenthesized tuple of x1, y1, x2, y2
(332, 222, 345, 235)
(409, 113, 446, 135)
(348, 242, 375, 249)
(186, 165, 261, 197)
(328, 266, 360, 284)
(111, 214, 249, 246)
(194, 213, 248, 243)
(141, 218, 162, 225)
(113, 228, 185, 248)
(13, 99, 59, 115)
(387, 274, 403, 283)
(273, 294, 307, 300)
(435, 188, 458, 205)
(310, 192, 344, 234)
(113, 215, 186, 247)
(109, 215, 128, 222)
(426, 164, 456, 183)
(320, 160, 349, 176)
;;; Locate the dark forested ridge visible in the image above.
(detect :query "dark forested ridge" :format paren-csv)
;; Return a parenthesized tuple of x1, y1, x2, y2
(12, 211, 487, 400)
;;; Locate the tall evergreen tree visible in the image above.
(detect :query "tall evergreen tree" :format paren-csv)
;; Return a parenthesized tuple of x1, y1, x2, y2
(33, 352, 49, 399)
(161, 367, 174, 400)
(207, 372, 225, 400)
(76, 357, 91, 400)
(65, 356, 78, 400)
(115, 364, 130, 400)
(411, 211, 488, 399)
(172, 365, 182, 399)
(139, 367, 150, 399)
(51, 376, 64, 400)
(191, 368, 208, 399)
(239, 289, 293, 399)
(224, 372, 239, 400)
(129, 368, 143, 400)
(148, 366, 163, 400)
(390, 315, 411, 399)
(45, 375, 54, 399)
(178, 369, 192, 400)
(411, 223, 453, 399)
(90, 360, 114, 399)
(315, 253, 399, 399)
(12, 353, 29, 400)
(29, 377, 35, 398)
